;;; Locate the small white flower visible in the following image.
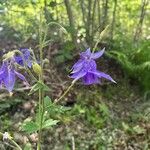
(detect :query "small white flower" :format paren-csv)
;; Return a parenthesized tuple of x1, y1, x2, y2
(54, 32, 58, 35)
(3, 132, 12, 140)
(77, 39, 80, 43)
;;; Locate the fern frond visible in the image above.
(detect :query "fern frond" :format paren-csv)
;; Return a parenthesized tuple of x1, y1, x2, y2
(138, 61, 150, 70)
(106, 51, 135, 72)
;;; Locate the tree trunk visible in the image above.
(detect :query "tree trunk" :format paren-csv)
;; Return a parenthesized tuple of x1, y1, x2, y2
(101, 0, 108, 31)
(86, 0, 92, 45)
(64, 0, 78, 48)
(97, 0, 101, 28)
(110, 0, 117, 40)
(133, 0, 148, 43)
(91, 0, 97, 40)
(79, 0, 86, 26)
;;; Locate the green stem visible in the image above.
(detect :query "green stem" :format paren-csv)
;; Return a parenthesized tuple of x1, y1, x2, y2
(29, 48, 38, 62)
(47, 22, 68, 34)
(37, 76, 45, 150)
(11, 139, 22, 150)
(54, 81, 76, 104)
(92, 25, 109, 53)
(37, 79, 43, 150)
(37, 11, 45, 150)
(93, 39, 99, 53)
(26, 68, 38, 82)
(0, 132, 22, 150)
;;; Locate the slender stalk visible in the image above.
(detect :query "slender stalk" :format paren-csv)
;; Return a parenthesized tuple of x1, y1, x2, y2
(54, 81, 76, 104)
(37, 77, 43, 150)
(0, 132, 22, 150)
(37, 76, 45, 150)
(10, 140, 22, 150)
(29, 48, 38, 62)
(93, 39, 100, 53)
(92, 25, 109, 52)
(26, 68, 38, 82)
(37, 11, 45, 150)
(71, 136, 75, 150)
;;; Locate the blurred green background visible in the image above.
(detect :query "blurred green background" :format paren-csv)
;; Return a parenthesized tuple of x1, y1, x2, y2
(0, 0, 149, 149)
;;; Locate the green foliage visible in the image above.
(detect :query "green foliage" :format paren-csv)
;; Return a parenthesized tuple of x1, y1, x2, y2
(99, 103, 109, 117)
(42, 119, 59, 129)
(55, 41, 74, 64)
(22, 118, 59, 134)
(107, 41, 150, 92)
(85, 103, 110, 128)
(122, 122, 146, 135)
(65, 101, 110, 128)
(44, 96, 71, 115)
(22, 121, 39, 133)
(0, 0, 149, 149)
(0, 114, 12, 130)
(29, 81, 50, 95)
(23, 143, 32, 150)
(22, 96, 70, 134)
(0, 98, 22, 114)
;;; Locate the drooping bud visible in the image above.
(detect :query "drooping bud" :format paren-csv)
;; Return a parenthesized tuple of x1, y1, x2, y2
(3, 51, 15, 60)
(32, 63, 42, 75)
(9, 92, 13, 97)
(43, 58, 49, 64)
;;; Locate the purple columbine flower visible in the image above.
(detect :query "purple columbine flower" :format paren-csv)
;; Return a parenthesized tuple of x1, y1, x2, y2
(70, 48, 116, 85)
(0, 59, 28, 92)
(15, 48, 32, 68)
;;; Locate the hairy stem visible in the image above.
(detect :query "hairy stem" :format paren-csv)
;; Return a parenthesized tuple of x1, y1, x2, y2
(93, 25, 109, 52)
(37, 11, 45, 150)
(54, 81, 76, 104)
(37, 78, 43, 150)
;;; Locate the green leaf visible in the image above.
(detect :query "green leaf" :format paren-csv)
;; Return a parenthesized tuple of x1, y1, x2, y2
(44, 96, 52, 108)
(0, 103, 10, 109)
(122, 122, 133, 133)
(23, 143, 32, 150)
(44, 96, 71, 114)
(55, 55, 65, 64)
(22, 121, 39, 133)
(29, 81, 50, 95)
(133, 125, 145, 134)
(28, 83, 40, 95)
(42, 119, 59, 129)
(99, 103, 109, 117)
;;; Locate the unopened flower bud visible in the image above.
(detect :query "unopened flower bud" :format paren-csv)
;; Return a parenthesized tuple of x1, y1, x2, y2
(9, 92, 13, 97)
(43, 58, 49, 64)
(32, 63, 42, 75)
(3, 51, 15, 60)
